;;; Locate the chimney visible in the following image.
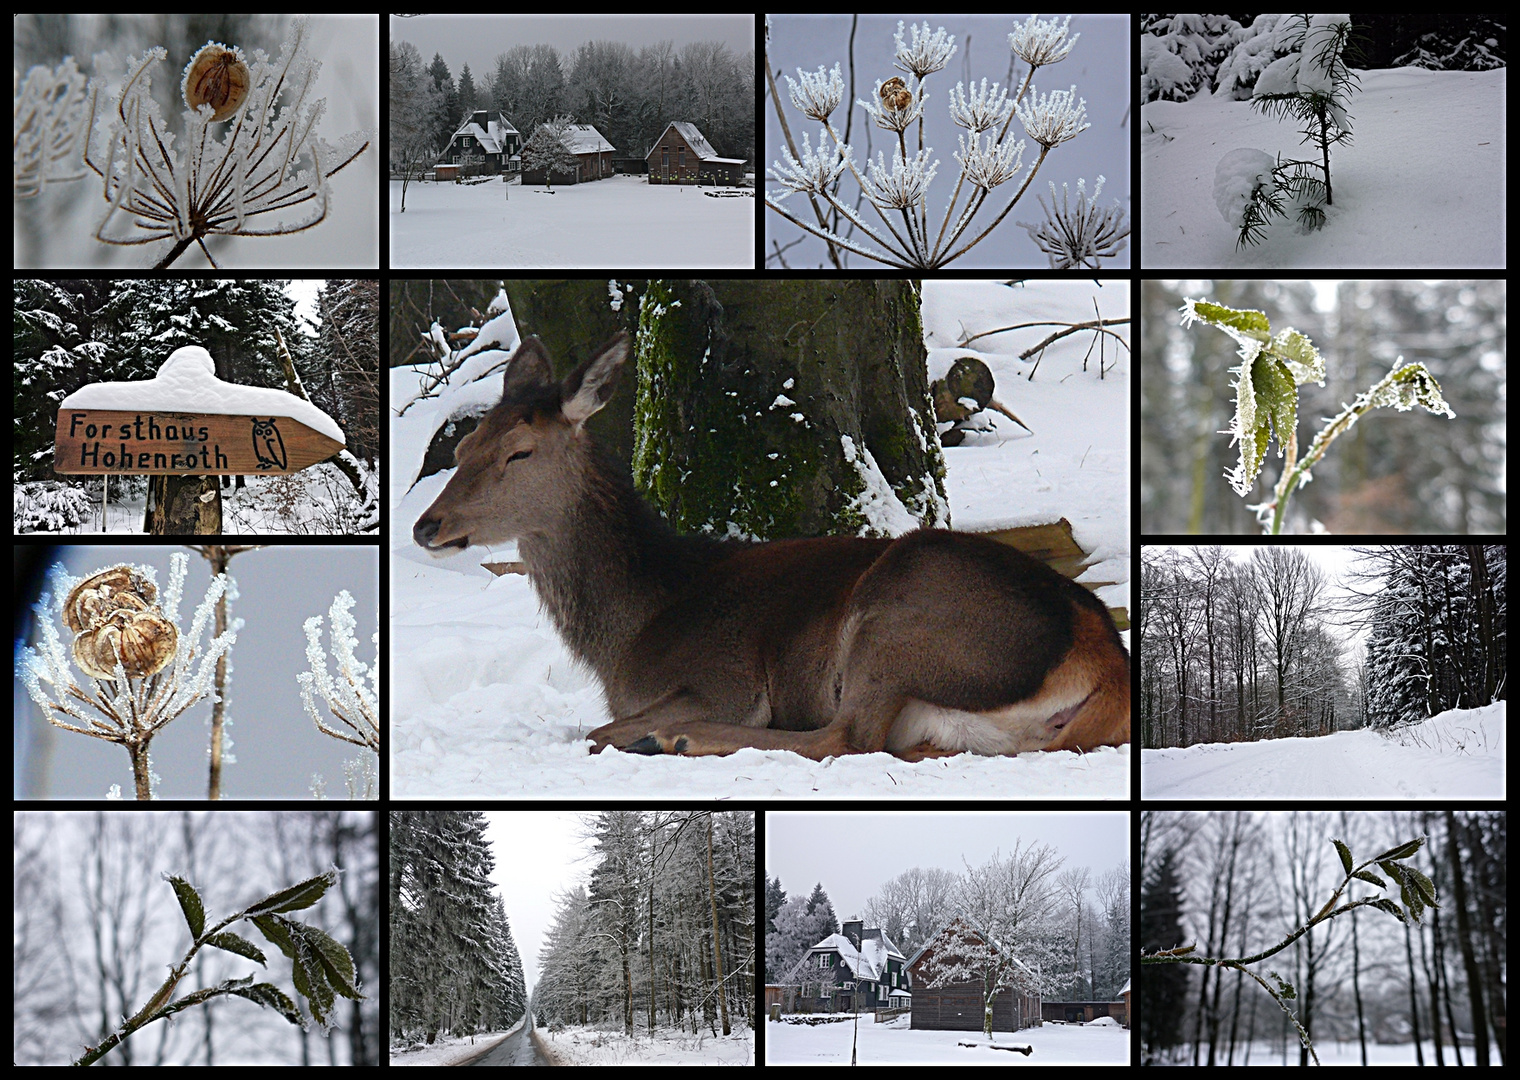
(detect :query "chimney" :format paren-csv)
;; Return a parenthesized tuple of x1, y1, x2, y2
(843, 920, 862, 951)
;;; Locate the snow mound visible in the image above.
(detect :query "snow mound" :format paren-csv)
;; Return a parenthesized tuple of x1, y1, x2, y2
(1213, 148, 1275, 227)
(1085, 1015, 1121, 1027)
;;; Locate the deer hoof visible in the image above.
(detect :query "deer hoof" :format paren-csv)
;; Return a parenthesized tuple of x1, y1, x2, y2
(624, 733, 690, 755)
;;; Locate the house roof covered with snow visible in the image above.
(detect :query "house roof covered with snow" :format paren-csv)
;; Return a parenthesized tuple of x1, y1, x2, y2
(449, 111, 518, 154)
(563, 124, 614, 155)
(804, 927, 905, 983)
(647, 121, 746, 164)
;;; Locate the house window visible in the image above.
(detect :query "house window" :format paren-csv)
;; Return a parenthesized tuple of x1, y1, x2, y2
(679, 146, 685, 167)
(815, 953, 831, 969)
(662, 148, 669, 168)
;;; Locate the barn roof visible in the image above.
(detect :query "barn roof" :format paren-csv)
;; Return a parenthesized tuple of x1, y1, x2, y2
(563, 124, 614, 155)
(645, 120, 744, 162)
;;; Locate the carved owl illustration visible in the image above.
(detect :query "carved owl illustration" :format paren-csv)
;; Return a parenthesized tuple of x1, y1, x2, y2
(251, 417, 287, 471)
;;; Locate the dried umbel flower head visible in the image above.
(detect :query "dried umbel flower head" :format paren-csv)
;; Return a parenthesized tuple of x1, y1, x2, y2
(182, 43, 250, 122)
(64, 566, 178, 679)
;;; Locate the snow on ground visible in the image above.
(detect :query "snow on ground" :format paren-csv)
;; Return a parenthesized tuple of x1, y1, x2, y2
(390, 280, 1129, 799)
(1187, 1039, 1478, 1066)
(1142, 702, 1505, 800)
(389, 1019, 519, 1067)
(537, 1023, 753, 1066)
(389, 175, 754, 268)
(765, 1014, 1130, 1066)
(1141, 66, 1505, 267)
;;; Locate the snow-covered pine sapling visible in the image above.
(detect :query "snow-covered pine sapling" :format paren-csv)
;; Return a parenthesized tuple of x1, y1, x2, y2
(1141, 836, 1436, 1067)
(1181, 298, 1454, 535)
(15, 17, 372, 269)
(1214, 15, 1359, 247)
(73, 867, 361, 1066)
(17, 554, 237, 800)
(299, 590, 379, 799)
(765, 16, 1127, 269)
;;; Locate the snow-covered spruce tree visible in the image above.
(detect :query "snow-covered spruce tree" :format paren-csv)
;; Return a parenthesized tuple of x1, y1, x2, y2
(1214, 14, 1360, 247)
(74, 867, 360, 1065)
(17, 555, 237, 800)
(1179, 298, 1454, 534)
(766, 16, 1127, 269)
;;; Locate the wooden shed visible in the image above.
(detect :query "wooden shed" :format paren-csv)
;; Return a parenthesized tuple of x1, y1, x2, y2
(646, 121, 746, 185)
(907, 918, 1041, 1033)
(521, 123, 615, 185)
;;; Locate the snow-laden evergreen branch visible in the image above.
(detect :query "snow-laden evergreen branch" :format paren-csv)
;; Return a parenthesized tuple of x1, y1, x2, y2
(765, 14, 1119, 269)
(17, 553, 236, 800)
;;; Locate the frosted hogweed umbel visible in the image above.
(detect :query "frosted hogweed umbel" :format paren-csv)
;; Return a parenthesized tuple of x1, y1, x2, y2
(765, 14, 1127, 269)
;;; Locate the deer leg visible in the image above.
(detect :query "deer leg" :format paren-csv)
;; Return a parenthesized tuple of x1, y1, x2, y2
(621, 718, 857, 760)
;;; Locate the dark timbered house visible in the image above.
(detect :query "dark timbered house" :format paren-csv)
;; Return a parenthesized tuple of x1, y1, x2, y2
(645, 121, 746, 185)
(907, 918, 1042, 1033)
(439, 110, 520, 175)
(780, 920, 910, 1014)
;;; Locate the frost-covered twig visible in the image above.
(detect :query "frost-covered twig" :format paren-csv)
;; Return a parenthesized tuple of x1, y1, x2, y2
(13, 56, 99, 197)
(299, 591, 380, 781)
(17, 554, 236, 800)
(766, 15, 1116, 269)
(1018, 175, 1129, 269)
(78, 17, 371, 269)
(73, 868, 360, 1065)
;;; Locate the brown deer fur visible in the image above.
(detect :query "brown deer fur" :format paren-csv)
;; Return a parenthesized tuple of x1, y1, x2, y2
(413, 331, 1130, 760)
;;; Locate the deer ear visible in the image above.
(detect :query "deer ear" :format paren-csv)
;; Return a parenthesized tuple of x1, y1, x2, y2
(563, 332, 629, 426)
(504, 337, 554, 395)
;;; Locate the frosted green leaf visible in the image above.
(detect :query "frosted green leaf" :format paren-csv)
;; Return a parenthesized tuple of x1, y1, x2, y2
(296, 923, 362, 1000)
(227, 981, 304, 1027)
(205, 931, 267, 965)
(1180, 298, 1271, 342)
(1254, 353, 1298, 450)
(166, 875, 205, 941)
(242, 868, 337, 916)
(1269, 328, 1326, 386)
(1382, 363, 1455, 417)
(1332, 838, 1353, 876)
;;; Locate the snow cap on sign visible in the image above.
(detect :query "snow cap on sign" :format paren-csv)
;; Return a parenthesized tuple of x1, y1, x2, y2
(58, 345, 345, 445)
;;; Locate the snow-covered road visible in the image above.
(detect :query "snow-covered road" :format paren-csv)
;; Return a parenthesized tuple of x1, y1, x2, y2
(470, 1024, 545, 1067)
(1142, 702, 1504, 799)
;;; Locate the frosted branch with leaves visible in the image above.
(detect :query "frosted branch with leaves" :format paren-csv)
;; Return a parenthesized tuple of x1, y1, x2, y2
(765, 15, 1127, 269)
(73, 867, 361, 1066)
(1141, 836, 1436, 1066)
(17, 553, 237, 800)
(1180, 298, 1453, 534)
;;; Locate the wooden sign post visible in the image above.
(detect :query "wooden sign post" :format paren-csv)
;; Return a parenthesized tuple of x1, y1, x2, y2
(53, 345, 346, 535)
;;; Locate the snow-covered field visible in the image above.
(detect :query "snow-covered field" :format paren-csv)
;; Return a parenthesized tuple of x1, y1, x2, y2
(390, 279, 1129, 799)
(1141, 66, 1506, 267)
(389, 175, 755, 268)
(1142, 702, 1505, 800)
(537, 1023, 753, 1066)
(765, 1014, 1130, 1066)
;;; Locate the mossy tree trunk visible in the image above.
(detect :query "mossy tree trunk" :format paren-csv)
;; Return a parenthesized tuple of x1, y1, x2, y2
(145, 474, 222, 534)
(633, 279, 948, 539)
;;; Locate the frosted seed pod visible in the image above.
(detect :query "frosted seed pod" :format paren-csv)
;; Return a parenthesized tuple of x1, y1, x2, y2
(64, 567, 177, 679)
(182, 43, 250, 122)
(64, 566, 157, 633)
(880, 76, 913, 113)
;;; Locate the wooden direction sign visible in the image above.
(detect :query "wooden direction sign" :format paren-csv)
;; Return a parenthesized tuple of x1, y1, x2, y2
(54, 409, 344, 475)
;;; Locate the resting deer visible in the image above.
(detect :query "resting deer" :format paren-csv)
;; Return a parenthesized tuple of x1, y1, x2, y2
(414, 331, 1130, 760)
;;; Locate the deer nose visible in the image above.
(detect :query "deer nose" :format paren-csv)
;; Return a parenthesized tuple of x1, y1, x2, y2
(413, 517, 441, 547)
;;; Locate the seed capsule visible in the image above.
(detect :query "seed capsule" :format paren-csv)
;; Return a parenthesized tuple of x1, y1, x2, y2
(880, 76, 913, 112)
(183, 43, 250, 122)
(64, 566, 177, 679)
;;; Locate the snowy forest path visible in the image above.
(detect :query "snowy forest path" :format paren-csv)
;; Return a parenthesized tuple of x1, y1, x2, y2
(469, 1022, 547, 1066)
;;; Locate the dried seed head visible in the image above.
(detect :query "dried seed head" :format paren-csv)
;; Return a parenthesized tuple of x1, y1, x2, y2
(64, 567, 176, 679)
(879, 76, 913, 112)
(182, 43, 250, 122)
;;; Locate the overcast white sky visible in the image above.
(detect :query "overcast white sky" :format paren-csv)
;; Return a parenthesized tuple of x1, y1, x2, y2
(1145, 544, 1381, 655)
(482, 812, 597, 998)
(388, 14, 755, 80)
(766, 812, 1127, 926)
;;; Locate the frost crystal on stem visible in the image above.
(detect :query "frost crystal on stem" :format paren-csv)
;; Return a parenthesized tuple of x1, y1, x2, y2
(17, 552, 236, 800)
(13, 57, 98, 197)
(768, 127, 850, 198)
(783, 64, 844, 122)
(83, 17, 371, 269)
(1018, 175, 1130, 269)
(948, 78, 1012, 134)
(1017, 84, 1089, 148)
(893, 20, 958, 78)
(861, 145, 939, 210)
(955, 131, 1024, 191)
(298, 591, 380, 756)
(1009, 14, 1080, 67)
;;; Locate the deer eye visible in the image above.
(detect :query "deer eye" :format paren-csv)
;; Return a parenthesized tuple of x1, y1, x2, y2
(505, 449, 532, 464)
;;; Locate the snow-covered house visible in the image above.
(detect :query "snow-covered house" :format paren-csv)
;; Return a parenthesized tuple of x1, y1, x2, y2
(439, 110, 521, 175)
(645, 121, 746, 185)
(906, 917, 1041, 1032)
(781, 920, 909, 1014)
(520, 123, 615, 185)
